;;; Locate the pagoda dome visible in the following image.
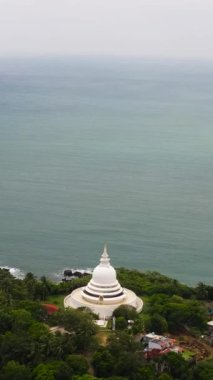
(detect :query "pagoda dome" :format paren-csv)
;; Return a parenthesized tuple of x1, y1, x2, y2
(92, 247, 117, 285)
(82, 245, 125, 304)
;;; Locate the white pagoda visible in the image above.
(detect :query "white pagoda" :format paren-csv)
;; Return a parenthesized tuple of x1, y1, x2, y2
(64, 245, 143, 318)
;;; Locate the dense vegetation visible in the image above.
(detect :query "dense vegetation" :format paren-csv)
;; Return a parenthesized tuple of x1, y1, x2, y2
(117, 269, 210, 335)
(0, 267, 212, 379)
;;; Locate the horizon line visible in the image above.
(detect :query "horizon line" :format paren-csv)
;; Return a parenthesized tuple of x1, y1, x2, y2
(0, 53, 213, 64)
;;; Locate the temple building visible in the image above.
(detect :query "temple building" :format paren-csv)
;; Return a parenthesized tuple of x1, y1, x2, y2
(64, 245, 143, 318)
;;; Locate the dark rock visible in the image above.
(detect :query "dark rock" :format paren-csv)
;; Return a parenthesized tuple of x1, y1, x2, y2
(64, 270, 73, 277)
(73, 271, 83, 278)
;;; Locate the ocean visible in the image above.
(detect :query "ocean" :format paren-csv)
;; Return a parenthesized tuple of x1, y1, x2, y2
(0, 56, 212, 285)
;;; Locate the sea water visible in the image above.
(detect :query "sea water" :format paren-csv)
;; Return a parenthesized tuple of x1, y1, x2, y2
(0, 57, 212, 285)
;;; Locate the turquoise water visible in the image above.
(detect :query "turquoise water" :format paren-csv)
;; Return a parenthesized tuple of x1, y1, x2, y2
(0, 57, 212, 284)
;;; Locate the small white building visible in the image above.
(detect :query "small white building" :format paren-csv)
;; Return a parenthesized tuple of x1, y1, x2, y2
(207, 320, 213, 328)
(64, 245, 143, 318)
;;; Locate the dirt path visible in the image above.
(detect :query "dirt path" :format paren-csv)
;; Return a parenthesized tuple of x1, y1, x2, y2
(179, 334, 213, 361)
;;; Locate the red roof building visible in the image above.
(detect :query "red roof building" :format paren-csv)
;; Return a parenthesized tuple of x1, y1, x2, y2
(42, 303, 59, 315)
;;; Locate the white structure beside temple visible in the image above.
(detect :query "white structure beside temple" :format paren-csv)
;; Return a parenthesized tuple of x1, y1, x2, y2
(64, 245, 143, 318)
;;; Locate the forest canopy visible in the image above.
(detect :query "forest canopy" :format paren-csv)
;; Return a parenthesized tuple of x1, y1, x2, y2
(0, 267, 212, 380)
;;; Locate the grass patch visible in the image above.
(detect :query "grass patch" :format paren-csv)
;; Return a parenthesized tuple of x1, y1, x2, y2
(182, 349, 195, 360)
(96, 331, 112, 346)
(141, 296, 149, 303)
(45, 294, 65, 309)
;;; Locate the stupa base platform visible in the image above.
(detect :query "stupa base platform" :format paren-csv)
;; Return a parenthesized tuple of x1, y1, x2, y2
(64, 287, 143, 319)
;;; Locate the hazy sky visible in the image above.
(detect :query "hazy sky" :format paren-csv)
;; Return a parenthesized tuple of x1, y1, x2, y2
(0, 0, 213, 59)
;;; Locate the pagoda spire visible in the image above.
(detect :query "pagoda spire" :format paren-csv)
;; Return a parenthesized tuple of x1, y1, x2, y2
(100, 243, 110, 265)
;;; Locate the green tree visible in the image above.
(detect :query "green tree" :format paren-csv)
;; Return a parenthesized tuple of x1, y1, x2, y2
(150, 313, 168, 334)
(17, 300, 47, 321)
(92, 348, 115, 377)
(49, 309, 97, 351)
(0, 331, 35, 365)
(159, 352, 189, 380)
(108, 332, 139, 356)
(195, 283, 209, 300)
(158, 374, 174, 380)
(33, 361, 71, 380)
(114, 351, 142, 378)
(11, 309, 33, 331)
(33, 364, 55, 380)
(66, 354, 89, 376)
(28, 321, 50, 340)
(113, 305, 138, 321)
(191, 360, 213, 380)
(0, 310, 13, 332)
(115, 316, 128, 330)
(73, 376, 99, 380)
(1, 360, 31, 380)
